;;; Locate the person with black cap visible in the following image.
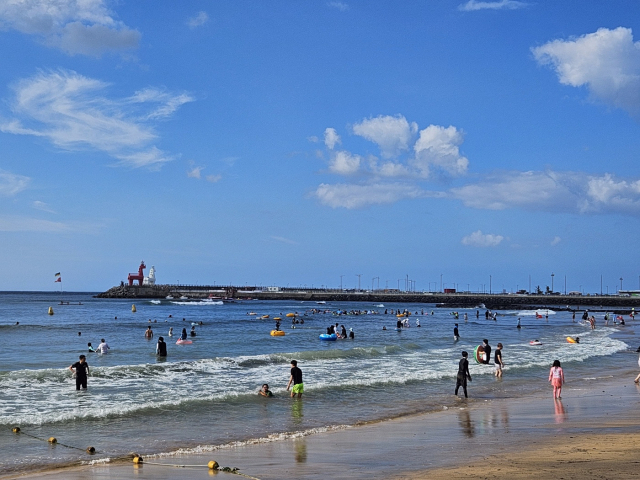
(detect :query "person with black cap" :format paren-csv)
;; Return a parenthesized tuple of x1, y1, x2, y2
(453, 324, 460, 340)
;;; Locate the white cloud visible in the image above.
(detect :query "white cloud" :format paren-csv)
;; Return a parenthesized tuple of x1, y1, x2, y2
(458, 0, 528, 11)
(187, 11, 209, 29)
(205, 174, 221, 183)
(551, 236, 561, 246)
(327, 2, 349, 11)
(130, 88, 194, 120)
(329, 151, 362, 175)
(461, 230, 504, 247)
(1, 69, 192, 168)
(533, 27, 640, 115)
(450, 170, 640, 215)
(0, 170, 30, 196)
(321, 116, 468, 182)
(0, 215, 70, 232)
(375, 162, 411, 177)
(307, 135, 319, 143)
(187, 166, 203, 179)
(270, 235, 297, 245)
(32, 200, 55, 213)
(324, 127, 341, 150)
(313, 183, 426, 209)
(412, 125, 468, 177)
(450, 171, 572, 211)
(0, 0, 140, 56)
(352, 115, 418, 158)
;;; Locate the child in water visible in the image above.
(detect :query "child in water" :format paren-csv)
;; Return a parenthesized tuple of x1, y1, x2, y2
(259, 384, 273, 397)
(549, 360, 564, 399)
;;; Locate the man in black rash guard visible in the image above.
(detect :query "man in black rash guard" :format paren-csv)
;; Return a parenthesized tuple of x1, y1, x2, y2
(455, 351, 472, 398)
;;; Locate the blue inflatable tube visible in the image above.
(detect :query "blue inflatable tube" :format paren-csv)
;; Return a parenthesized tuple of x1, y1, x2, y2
(319, 333, 337, 341)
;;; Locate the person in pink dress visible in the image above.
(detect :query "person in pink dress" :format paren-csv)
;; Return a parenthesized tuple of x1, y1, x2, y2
(548, 360, 564, 399)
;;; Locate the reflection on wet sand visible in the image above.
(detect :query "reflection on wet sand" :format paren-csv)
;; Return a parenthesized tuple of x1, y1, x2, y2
(294, 439, 307, 463)
(458, 409, 474, 438)
(291, 399, 303, 426)
(554, 399, 567, 424)
(458, 404, 514, 439)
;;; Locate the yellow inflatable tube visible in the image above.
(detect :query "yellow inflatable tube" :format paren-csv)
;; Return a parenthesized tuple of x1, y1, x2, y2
(270, 330, 285, 336)
(566, 336, 578, 343)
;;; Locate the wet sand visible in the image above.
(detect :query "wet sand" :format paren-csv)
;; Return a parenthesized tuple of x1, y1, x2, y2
(7, 377, 640, 480)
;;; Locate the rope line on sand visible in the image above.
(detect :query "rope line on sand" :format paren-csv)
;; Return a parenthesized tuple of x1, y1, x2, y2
(11, 427, 96, 454)
(133, 457, 261, 479)
(11, 428, 259, 479)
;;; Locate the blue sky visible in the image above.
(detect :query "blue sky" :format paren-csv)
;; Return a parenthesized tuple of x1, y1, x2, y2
(1, 0, 639, 293)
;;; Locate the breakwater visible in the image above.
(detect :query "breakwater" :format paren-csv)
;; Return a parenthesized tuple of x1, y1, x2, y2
(96, 284, 640, 310)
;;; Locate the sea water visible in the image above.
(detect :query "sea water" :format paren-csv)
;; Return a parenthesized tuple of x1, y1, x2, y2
(0, 292, 637, 475)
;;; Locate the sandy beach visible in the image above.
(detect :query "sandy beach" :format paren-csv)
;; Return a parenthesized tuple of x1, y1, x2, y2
(8, 374, 640, 480)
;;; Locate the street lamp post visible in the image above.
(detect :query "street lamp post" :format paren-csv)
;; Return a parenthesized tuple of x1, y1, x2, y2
(489, 275, 492, 294)
(440, 274, 443, 293)
(340, 275, 344, 290)
(551, 273, 554, 293)
(620, 277, 623, 292)
(356, 274, 362, 291)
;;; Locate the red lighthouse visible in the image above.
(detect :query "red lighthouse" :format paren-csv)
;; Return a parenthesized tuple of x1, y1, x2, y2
(128, 261, 146, 286)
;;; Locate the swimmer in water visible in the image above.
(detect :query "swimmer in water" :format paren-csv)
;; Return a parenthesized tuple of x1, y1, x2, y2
(517, 318, 521, 329)
(156, 336, 167, 356)
(168, 327, 173, 336)
(145, 326, 153, 339)
(87, 342, 95, 352)
(454, 324, 460, 341)
(180, 328, 187, 340)
(259, 384, 273, 397)
(95, 338, 110, 354)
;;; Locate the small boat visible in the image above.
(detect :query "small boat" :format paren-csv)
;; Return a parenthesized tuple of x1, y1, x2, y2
(166, 295, 174, 299)
(316, 301, 326, 304)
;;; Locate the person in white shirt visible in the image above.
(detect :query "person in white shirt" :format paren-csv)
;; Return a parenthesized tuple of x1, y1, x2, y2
(96, 338, 110, 354)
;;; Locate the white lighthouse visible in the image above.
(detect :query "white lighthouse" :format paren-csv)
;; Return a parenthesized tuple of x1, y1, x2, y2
(144, 266, 156, 285)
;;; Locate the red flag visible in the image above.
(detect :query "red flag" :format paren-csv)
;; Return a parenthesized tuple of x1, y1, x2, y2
(55, 277, 62, 283)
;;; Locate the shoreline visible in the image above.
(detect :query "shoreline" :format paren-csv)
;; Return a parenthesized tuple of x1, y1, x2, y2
(7, 374, 640, 480)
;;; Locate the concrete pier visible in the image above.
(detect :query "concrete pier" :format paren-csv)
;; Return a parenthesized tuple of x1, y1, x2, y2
(96, 284, 640, 310)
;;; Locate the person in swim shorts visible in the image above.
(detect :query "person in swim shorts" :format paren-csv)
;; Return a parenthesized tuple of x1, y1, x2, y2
(286, 360, 303, 398)
(494, 343, 504, 377)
